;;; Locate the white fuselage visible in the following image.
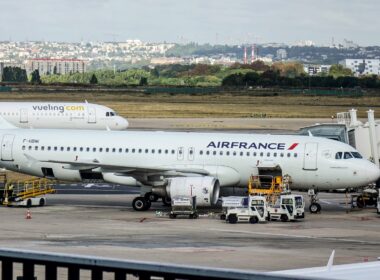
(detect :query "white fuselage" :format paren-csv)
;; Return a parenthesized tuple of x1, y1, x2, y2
(0, 102, 128, 130)
(0, 129, 379, 191)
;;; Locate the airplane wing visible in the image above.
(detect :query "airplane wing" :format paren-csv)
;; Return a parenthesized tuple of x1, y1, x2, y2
(42, 159, 210, 176)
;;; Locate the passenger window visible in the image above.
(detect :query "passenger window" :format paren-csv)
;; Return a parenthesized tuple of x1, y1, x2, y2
(106, 112, 109, 117)
(165, 149, 168, 154)
(287, 153, 291, 157)
(80, 147, 83, 152)
(54, 147, 58, 151)
(48, 146, 51, 151)
(233, 151, 236, 156)
(253, 152, 257, 156)
(67, 147, 70, 151)
(125, 148, 129, 153)
(113, 148, 117, 153)
(206, 151, 210, 155)
(145, 149, 149, 153)
(34, 146, 38, 151)
(213, 151, 217, 155)
(119, 148, 122, 153)
(99, 148, 103, 152)
(335, 152, 342, 159)
(60, 147, 64, 151)
(152, 149, 155, 154)
(280, 153, 284, 157)
(267, 152, 270, 157)
(273, 152, 277, 157)
(41, 146, 45, 151)
(93, 148, 96, 152)
(158, 149, 162, 154)
(86, 147, 90, 152)
(246, 152, 250, 156)
(171, 150, 175, 154)
(73, 147, 77, 152)
(131, 148, 135, 153)
(22, 146, 25, 150)
(220, 151, 223, 155)
(260, 152, 263, 157)
(344, 152, 353, 159)
(138, 149, 142, 153)
(294, 153, 297, 158)
(226, 151, 230, 156)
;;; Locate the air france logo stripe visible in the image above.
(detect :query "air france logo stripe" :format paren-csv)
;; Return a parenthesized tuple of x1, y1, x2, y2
(207, 141, 299, 151)
(287, 143, 299, 150)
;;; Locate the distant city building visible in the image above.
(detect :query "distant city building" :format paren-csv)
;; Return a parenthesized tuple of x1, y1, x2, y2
(276, 49, 287, 60)
(339, 59, 380, 76)
(26, 58, 86, 75)
(0, 62, 26, 81)
(303, 64, 331, 76)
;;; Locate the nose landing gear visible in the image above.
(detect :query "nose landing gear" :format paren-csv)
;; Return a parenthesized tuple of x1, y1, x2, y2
(308, 189, 321, 214)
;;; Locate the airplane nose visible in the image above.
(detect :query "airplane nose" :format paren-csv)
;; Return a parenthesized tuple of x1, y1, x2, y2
(115, 117, 129, 129)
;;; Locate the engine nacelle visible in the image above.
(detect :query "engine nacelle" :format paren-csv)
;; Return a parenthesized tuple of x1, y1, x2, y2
(166, 176, 220, 207)
(102, 173, 140, 186)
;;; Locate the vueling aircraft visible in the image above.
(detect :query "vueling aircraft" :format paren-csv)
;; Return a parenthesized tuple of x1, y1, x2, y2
(0, 102, 128, 130)
(0, 116, 378, 212)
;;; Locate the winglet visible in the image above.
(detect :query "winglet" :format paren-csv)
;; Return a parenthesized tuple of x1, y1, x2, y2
(326, 250, 335, 271)
(0, 115, 18, 129)
(308, 130, 313, 137)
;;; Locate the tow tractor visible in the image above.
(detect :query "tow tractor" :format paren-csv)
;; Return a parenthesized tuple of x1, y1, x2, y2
(169, 196, 198, 219)
(267, 194, 305, 222)
(224, 195, 268, 224)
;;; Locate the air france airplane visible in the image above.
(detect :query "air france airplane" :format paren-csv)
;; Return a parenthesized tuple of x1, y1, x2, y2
(0, 102, 128, 130)
(0, 116, 378, 212)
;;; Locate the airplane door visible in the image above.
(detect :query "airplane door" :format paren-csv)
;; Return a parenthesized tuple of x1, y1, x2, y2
(177, 147, 184, 161)
(188, 147, 195, 161)
(20, 108, 28, 123)
(1, 134, 15, 161)
(303, 143, 318, 170)
(88, 107, 96, 123)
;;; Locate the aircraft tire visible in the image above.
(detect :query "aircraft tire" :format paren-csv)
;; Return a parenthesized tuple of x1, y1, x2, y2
(145, 192, 159, 202)
(356, 196, 364, 208)
(162, 196, 171, 206)
(220, 214, 226, 220)
(132, 197, 149, 211)
(39, 198, 45, 207)
(309, 203, 321, 213)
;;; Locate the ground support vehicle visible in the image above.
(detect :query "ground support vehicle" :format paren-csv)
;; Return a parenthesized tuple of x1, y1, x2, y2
(169, 196, 198, 219)
(267, 194, 305, 222)
(0, 174, 55, 207)
(377, 191, 380, 214)
(352, 188, 378, 209)
(225, 195, 268, 224)
(220, 196, 247, 220)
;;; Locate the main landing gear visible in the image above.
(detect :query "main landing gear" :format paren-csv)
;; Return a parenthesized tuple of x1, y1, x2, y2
(132, 192, 171, 211)
(308, 189, 321, 214)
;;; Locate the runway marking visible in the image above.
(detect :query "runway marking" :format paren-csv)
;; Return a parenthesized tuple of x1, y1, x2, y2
(209, 228, 380, 245)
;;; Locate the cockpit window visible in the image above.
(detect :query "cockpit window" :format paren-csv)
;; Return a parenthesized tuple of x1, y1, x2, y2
(335, 152, 342, 159)
(344, 152, 353, 159)
(351, 152, 363, 159)
(105, 112, 116, 117)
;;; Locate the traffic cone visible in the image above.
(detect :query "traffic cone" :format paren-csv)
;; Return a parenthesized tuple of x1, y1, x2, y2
(26, 209, 32, 220)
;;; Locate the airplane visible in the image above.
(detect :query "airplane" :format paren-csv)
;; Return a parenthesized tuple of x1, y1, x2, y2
(0, 102, 128, 130)
(272, 250, 380, 280)
(0, 116, 378, 212)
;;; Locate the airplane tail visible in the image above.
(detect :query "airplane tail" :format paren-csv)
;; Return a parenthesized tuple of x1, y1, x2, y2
(0, 115, 18, 129)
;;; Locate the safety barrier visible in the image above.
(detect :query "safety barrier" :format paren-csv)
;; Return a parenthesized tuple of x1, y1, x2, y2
(0, 248, 319, 280)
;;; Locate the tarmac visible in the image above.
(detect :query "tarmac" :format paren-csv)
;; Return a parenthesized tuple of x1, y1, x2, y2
(0, 188, 379, 272)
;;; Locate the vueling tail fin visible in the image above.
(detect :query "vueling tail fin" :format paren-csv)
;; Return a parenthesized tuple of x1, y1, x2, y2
(0, 115, 18, 129)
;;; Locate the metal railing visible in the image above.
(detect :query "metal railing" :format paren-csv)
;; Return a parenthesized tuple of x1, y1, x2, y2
(0, 248, 321, 280)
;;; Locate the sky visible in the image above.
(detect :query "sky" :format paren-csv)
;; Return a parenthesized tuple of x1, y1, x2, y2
(0, 0, 379, 45)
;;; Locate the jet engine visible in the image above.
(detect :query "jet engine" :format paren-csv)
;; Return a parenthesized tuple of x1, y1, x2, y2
(165, 176, 220, 206)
